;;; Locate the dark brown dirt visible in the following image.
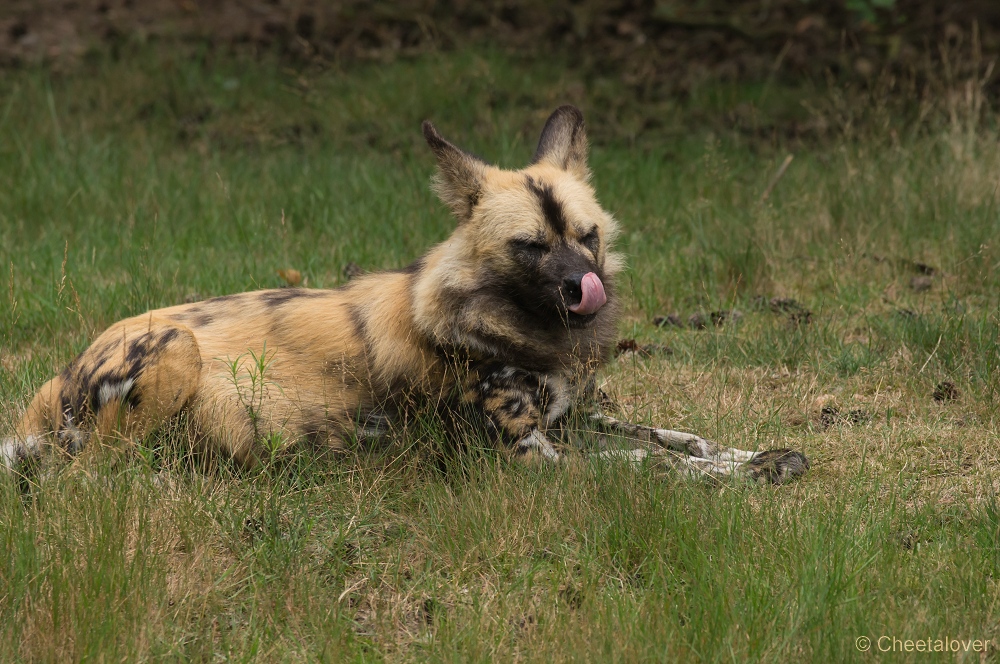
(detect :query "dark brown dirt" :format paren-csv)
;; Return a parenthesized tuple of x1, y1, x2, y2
(933, 381, 960, 402)
(616, 339, 673, 357)
(820, 405, 872, 429)
(3, 1, 1000, 101)
(688, 313, 708, 330)
(710, 309, 743, 326)
(652, 314, 683, 328)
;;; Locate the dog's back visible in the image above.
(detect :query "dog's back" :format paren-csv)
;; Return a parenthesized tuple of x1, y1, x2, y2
(4, 106, 623, 470)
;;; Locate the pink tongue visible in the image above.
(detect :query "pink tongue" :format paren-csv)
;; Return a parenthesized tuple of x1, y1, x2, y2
(569, 272, 607, 315)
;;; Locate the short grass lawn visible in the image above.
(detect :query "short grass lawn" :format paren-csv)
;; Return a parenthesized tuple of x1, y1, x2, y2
(1, 47, 999, 661)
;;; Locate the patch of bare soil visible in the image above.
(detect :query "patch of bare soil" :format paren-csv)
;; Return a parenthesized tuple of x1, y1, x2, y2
(2, 1, 1000, 101)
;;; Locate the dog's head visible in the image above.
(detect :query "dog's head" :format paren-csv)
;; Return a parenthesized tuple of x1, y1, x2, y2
(421, 106, 622, 333)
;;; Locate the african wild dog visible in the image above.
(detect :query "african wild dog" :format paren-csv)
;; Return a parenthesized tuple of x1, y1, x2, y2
(2, 106, 808, 482)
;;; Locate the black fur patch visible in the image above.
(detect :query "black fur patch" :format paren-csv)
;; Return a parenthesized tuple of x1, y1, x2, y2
(88, 338, 121, 374)
(299, 408, 338, 448)
(192, 312, 214, 327)
(59, 392, 76, 425)
(421, 121, 493, 167)
(499, 236, 603, 332)
(170, 307, 214, 327)
(462, 363, 547, 443)
(421, 121, 450, 154)
(526, 176, 566, 235)
(580, 227, 600, 256)
(397, 257, 426, 275)
(55, 328, 181, 431)
(530, 105, 585, 170)
(202, 294, 242, 305)
(259, 289, 326, 307)
(346, 305, 367, 343)
(125, 335, 153, 365)
(346, 305, 379, 381)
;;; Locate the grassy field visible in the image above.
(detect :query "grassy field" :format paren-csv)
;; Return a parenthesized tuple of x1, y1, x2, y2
(1, 46, 1000, 661)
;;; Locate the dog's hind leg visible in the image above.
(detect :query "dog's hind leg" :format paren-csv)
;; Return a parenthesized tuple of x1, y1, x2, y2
(2, 316, 203, 476)
(2, 376, 64, 471)
(591, 413, 809, 484)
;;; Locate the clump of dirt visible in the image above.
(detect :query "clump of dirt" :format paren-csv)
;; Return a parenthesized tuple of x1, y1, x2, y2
(903, 260, 938, 276)
(682, 309, 742, 330)
(652, 313, 683, 328)
(559, 585, 584, 610)
(655, 301, 804, 331)
(766, 297, 806, 314)
(616, 339, 673, 357)
(788, 309, 812, 326)
(819, 405, 872, 429)
(710, 309, 743, 326)
(752, 295, 813, 326)
(932, 380, 960, 402)
(688, 313, 708, 330)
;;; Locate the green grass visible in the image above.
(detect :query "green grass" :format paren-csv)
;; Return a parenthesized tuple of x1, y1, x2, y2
(2, 46, 1000, 661)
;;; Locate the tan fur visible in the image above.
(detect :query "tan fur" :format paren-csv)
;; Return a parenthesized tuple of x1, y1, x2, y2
(5, 106, 622, 469)
(3, 106, 809, 484)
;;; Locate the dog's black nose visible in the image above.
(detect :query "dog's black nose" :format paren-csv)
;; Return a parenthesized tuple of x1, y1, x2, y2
(562, 272, 585, 305)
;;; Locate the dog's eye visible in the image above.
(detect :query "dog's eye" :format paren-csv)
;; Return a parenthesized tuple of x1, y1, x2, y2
(510, 238, 549, 256)
(580, 227, 600, 254)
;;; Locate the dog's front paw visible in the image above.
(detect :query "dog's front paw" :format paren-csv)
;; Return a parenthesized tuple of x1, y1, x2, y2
(744, 448, 809, 485)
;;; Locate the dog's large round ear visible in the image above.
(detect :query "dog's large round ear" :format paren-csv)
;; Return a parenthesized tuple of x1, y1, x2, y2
(422, 120, 488, 222)
(531, 105, 589, 181)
